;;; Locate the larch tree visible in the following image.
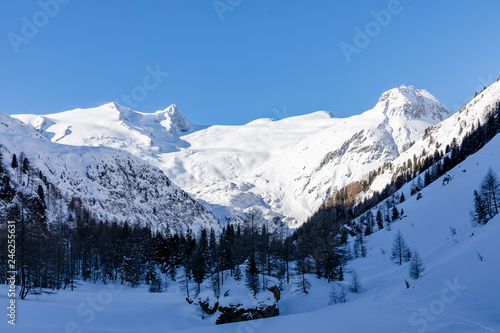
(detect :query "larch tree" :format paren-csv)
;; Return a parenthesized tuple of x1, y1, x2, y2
(391, 230, 411, 265)
(245, 253, 259, 296)
(349, 269, 361, 293)
(376, 210, 384, 230)
(409, 250, 424, 280)
(472, 190, 490, 225)
(480, 167, 500, 217)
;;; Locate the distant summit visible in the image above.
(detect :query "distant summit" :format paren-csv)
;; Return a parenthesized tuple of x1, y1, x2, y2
(161, 104, 193, 134)
(13, 103, 195, 157)
(376, 85, 450, 121)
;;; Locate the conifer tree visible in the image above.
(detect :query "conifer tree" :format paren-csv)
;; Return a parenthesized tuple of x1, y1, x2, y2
(234, 264, 242, 282)
(391, 230, 410, 265)
(0, 150, 4, 175)
(349, 269, 361, 293)
(409, 250, 424, 280)
(472, 190, 489, 224)
(146, 262, 162, 293)
(295, 256, 311, 294)
(376, 210, 384, 230)
(480, 167, 499, 217)
(392, 206, 400, 221)
(245, 253, 259, 296)
(192, 229, 209, 293)
(354, 232, 366, 258)
(11, 153, 18, 169)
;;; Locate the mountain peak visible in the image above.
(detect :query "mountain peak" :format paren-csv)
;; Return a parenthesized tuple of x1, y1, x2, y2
(96, 102, 192, 134)
(376, 85, 450, 122)
(159, 104, 193, 134)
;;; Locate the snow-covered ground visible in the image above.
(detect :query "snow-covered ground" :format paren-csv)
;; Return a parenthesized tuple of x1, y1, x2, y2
(2, 129, 499, 333)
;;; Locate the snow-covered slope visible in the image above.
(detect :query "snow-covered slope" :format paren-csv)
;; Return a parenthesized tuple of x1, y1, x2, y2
(14, 86, 450, 227)
(0, 110, 219, 234)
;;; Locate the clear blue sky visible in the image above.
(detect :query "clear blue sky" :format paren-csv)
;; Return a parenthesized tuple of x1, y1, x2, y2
(1, 0, 500, 125)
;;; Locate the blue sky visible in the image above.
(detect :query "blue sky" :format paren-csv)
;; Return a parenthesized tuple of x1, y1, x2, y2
(1, 0, 500, 125)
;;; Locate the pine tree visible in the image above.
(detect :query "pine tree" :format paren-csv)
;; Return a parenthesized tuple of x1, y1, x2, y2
(416, 176, 423, 192)
(409, 250, 424, 280)
(146, 262, 162, 293)
(349, 270, 361, 293)
(329, 285, 347, 304)
(424, 171, 432, 187)
(450, 137, 459, 162)
(11, 153, 18, 169)
(354, 232, 366, 258)
(480, 167, 500, 217)
(391, 230, 410, 265)
(258, 225, 270, 290)
(233, 264, 242, 282)
(22, 157, 29, 174)
(364, 221, 372, 236)
(340, 227, 348, 244)
(472, 190, 489, 224)
(400, 193, 405, 203)
(245, 253, 259, 296)
(376, 210, 384, 230)
(192, 229, 209, 293)
(295, 257, 311, 294)
(391, 206, 400, 221)
(0, 150, 4, 175)
(37, 185, 46, 208)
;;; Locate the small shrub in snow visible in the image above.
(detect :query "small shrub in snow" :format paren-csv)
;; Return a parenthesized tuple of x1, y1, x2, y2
(329, 285, 348, 305)
(349, 270, 361, 293)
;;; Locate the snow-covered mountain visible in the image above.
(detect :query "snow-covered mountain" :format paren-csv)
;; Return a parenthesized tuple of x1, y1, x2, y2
(0, 110, 219, 234)
(14, 85, 450, 227)
(15, 103, 193, 159)
(2, 80, 500, 333)
(3, 98, 499, 333)
(364, 80, 500, 199)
